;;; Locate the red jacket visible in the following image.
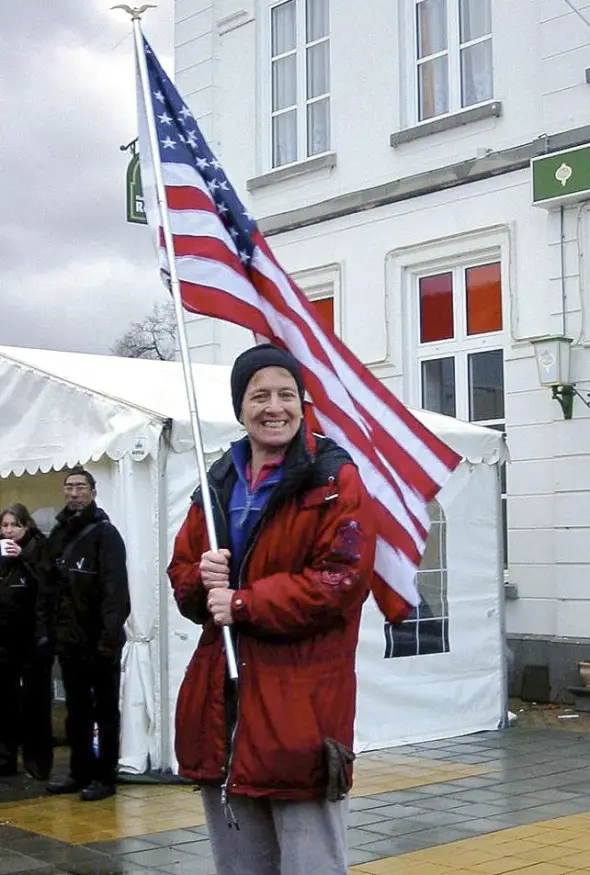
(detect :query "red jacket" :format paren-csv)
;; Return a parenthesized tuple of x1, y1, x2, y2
(168, 429, 377, 800)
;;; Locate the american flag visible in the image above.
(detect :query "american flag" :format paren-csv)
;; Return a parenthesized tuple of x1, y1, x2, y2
(136, 36, 461, 622)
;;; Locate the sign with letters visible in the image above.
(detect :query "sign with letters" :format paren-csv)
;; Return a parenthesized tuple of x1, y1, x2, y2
(126, 152, 148, 225)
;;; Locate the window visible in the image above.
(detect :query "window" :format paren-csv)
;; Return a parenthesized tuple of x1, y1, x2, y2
(385, 502, 449, 658)
(291, 263, 340, 334)
(270, 0, 330, 167)
(417, 261, 503, 421)
(415, 0, 493, 122)
(417, 259, 508, 566)
(309, 295, 334, 330)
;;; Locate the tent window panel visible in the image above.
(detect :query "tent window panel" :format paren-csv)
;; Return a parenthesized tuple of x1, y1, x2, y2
(384, 501, 449, 659)
(420, 522, 440, 569)
(419, 570, 445, 617)
(384, 607, 449, 658)
(428, 500, 443, 522)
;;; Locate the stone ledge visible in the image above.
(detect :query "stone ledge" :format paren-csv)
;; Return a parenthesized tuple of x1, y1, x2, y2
(390, 101, 503, 147)
(247, 152, 337, 192)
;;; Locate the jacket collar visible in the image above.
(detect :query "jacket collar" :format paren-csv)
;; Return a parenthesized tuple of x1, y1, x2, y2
(55, 502, 108, 533)
(206, 423, 313, 493)
(192, 420, 353, 509)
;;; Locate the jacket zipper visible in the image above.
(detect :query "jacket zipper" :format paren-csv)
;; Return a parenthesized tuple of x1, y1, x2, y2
(219, 484, 279, 830)
(215, 441, 314, 828)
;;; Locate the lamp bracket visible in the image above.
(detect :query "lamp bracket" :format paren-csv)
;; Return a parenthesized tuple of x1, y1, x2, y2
(552, 385, 575, 419)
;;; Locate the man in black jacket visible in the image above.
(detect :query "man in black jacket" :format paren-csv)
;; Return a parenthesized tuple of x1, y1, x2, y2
(43, 467, 130, 802)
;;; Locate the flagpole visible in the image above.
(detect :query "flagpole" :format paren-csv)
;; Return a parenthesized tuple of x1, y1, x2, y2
(118, 5, 238, 681)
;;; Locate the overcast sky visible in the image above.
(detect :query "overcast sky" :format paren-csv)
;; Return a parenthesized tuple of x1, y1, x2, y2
(0, 0, 174, 354)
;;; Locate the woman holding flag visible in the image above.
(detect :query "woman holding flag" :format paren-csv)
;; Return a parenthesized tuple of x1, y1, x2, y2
(128, 14, 458, 869)
(168, 344, 377, 875)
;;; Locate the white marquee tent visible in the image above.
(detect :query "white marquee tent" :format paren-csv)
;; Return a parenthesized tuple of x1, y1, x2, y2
(0, 346, 509, 773)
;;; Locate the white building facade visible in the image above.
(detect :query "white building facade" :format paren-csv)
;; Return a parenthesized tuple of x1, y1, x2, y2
(174, 0, 590, 698)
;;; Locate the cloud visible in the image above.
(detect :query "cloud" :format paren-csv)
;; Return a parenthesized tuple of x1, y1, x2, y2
(0, 0, 174, 354)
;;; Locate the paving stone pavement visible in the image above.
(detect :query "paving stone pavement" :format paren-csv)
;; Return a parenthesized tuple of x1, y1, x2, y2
(2, 726, 590, 874)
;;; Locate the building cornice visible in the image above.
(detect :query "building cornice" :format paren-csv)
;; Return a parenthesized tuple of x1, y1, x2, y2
(258, 125, 590, 237)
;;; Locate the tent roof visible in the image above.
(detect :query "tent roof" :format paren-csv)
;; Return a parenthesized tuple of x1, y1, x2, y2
(0, 346, 506, 477)
(0, 346, 239, 476)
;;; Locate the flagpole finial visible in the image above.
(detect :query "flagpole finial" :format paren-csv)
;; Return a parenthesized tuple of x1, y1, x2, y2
(111, 4, 157, 19)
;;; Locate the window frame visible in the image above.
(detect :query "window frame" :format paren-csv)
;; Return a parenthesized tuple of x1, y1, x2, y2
(406, 0, 494, 127)
(412, 253, 508, 569)
(413, 256, 504, 423)
(267, 0, 332, 170)
(390, 231, 510, 407)
(386, 228, 511, 574)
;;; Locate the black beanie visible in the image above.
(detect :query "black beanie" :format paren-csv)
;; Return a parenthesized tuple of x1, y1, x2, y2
(230, 344, 305, 419)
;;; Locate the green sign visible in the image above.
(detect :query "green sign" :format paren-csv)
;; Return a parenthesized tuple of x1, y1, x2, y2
(126, 153, 148, 224)
(532, 144, 590, 207)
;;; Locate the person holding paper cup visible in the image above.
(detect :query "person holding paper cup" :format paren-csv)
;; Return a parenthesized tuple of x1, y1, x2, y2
(0, 504, 54, 779)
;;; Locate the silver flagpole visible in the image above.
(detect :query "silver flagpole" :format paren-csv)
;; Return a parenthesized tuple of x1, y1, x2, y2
(115, 5, 238, 681)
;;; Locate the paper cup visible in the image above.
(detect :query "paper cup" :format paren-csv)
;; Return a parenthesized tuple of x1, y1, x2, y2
(0, 540, 14, 557)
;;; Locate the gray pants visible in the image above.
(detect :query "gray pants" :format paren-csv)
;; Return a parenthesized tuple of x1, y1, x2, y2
(201, 786, 348, 875)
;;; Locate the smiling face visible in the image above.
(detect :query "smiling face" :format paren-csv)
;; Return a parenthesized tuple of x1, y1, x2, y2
(240, 366, 303, 456)
(0, 513, 27, 543)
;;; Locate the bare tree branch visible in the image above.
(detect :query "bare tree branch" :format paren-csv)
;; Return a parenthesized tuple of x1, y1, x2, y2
(111, 300, 177, 361)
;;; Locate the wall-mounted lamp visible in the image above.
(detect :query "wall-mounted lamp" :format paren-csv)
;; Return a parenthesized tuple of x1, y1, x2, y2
(531, 335, 574, 419)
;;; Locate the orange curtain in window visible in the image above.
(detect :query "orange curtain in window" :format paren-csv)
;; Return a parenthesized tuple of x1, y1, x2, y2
(419, 273, 454, 343)
(466, 263, 502, 335)
(304, 296, 334, 436)
(310, 296, 334, 330)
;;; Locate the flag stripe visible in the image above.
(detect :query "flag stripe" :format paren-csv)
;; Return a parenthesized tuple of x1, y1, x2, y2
(178, 281, 271, 337)
(166, 186, 217, 214)
(164, 233, 243, 272)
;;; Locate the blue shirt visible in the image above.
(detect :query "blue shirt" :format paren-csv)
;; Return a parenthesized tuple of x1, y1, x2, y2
(227, 438, 284, 589)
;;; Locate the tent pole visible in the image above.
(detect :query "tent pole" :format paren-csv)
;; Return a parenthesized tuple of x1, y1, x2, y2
(495, 463, 509, 729)
(155, 436, 171, 771)
(130, 14, 238, 680)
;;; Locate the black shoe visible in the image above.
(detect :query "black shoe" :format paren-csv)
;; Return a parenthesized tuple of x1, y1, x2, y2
(80, 780, 116, 802)
(47, 776, 83, 795)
